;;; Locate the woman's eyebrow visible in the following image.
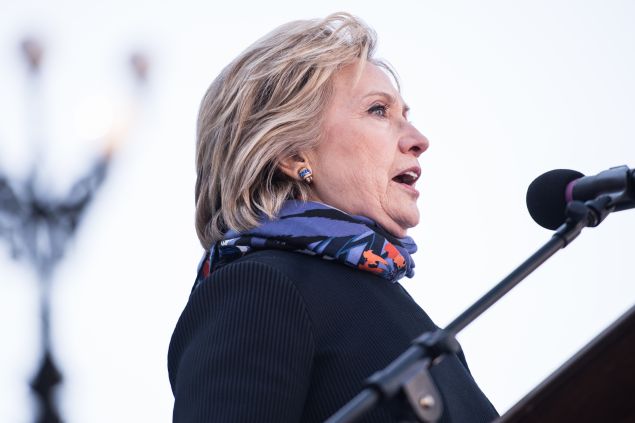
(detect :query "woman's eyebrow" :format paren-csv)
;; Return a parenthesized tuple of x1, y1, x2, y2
(362, 91, 410, 114)
(362, 91, 396, 103)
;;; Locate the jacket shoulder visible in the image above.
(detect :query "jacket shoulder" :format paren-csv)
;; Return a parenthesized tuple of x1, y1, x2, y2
(168, 253, 315, 393)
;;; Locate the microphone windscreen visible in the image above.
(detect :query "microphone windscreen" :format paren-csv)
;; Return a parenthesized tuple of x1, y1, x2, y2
(526, 169, 584, 229)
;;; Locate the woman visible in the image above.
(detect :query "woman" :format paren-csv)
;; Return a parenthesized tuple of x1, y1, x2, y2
(168, 13, 498, 423)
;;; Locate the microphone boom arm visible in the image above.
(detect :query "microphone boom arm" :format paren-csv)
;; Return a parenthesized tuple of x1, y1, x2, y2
(325, 196, 621, 423)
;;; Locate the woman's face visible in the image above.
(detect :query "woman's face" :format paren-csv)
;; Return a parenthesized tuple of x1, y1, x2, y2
(308, 62, 429, 237)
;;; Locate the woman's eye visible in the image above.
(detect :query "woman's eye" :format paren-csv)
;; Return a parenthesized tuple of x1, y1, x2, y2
(368, 104, 388, 117)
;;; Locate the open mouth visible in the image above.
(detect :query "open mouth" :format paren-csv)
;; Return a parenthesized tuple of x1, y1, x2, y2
(392, 169, 420, 187)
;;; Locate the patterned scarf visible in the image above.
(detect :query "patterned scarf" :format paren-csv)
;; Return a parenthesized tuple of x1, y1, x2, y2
(194, 201, 417, 289)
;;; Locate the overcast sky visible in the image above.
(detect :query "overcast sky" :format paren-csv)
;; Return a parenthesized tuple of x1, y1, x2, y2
(1, 1, 634, 422)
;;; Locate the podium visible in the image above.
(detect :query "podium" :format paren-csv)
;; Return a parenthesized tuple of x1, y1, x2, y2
(497, 305, 635, 423)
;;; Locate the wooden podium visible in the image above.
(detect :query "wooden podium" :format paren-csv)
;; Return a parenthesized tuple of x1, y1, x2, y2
(497, 305, 635, 423)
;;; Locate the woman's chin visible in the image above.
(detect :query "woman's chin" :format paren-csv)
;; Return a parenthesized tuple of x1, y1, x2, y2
(380, 213, 419, 238)
(398, 210, 420, 234)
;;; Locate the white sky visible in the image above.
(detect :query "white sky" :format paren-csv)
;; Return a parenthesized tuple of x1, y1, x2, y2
(1, 1, 634, 422)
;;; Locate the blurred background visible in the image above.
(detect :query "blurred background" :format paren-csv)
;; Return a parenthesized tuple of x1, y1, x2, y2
(1, 0, 634, 422)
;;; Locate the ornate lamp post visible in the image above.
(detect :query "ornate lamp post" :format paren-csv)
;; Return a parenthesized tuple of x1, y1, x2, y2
(0, 37, 149, 423)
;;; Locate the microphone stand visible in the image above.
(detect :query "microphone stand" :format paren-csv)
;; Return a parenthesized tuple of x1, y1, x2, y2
(325, 195, 622, 423)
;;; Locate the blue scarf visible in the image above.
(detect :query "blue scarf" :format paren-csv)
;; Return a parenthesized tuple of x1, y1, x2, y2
(194, 201, 417, 289)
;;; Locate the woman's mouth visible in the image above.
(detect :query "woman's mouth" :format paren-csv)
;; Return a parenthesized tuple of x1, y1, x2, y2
(392, 169, 420, 196)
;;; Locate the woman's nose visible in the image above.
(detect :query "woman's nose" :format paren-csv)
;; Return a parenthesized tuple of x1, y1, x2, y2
(399, 123, 429, 157)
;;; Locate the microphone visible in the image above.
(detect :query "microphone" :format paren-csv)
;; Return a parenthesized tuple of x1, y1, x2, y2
(526, 165, 635, 230)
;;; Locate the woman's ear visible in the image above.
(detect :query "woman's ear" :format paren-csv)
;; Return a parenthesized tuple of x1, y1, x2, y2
(277, 154, 311, 181)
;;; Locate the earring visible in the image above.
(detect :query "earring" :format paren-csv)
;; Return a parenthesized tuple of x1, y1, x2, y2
(298, 167, 313, 184)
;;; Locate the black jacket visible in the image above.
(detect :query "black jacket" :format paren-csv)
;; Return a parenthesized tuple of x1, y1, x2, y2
(168, 250, 498, 422)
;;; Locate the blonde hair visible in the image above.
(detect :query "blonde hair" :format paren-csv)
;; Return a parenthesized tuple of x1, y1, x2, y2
(195, 12, 388, 248)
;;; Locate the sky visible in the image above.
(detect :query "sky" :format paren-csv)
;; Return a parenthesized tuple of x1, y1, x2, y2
(1, 1, 634, 422)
